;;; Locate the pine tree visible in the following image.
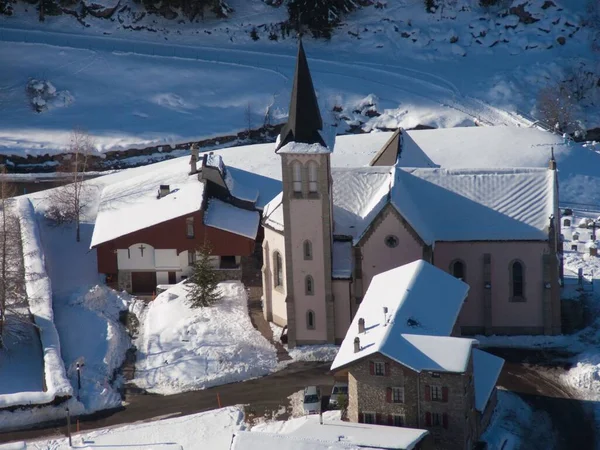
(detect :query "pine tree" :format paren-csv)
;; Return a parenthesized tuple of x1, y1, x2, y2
(287, 0, 357, 39)
(187, 245, 222, 308)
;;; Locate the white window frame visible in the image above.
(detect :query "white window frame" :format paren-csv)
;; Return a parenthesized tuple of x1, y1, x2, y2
(188, 251, 197, 266)
(431, 385, 442, 401)
(374, 362, 385, 376)
(186, 217, 194, 238)
(392, 413, 405, 427)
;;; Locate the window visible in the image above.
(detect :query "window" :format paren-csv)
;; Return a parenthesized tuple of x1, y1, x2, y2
(188, 251, 197, 266)
(305, 275, 314, 295)
(303, 240, 312, 260)
(220, 255, 237, 269)
(362, 412, 375, 424)
(450, 260, 466, 281)
(292, 161, 302, 193)
(392, 414, 405, 427)
(431, 385, 442, 401)
(308, 161, 318, 193)
(375, 362, 385, 376)
(307, 310, 315, 329)
(431, 412, 442, 426)
(392, 387, 405, 403)
(384, 235, 399, 248)
(186, 217, 195, 238)
(511, 260, 525, 300)
(274, 252, 283, 287)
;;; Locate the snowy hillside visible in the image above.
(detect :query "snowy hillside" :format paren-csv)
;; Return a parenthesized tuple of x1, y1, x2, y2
(0, 0, 598, 159)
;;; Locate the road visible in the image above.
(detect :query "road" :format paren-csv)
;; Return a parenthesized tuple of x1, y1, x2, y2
(486, 347, 596, 450)
(1, 348, 597, 448)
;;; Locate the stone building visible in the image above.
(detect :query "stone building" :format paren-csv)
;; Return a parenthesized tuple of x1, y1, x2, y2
(91, 151, 261, 295)
(330, 260, 504, 450)
(261, 40, 561, 348)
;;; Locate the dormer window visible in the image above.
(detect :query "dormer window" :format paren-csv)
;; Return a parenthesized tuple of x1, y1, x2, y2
(308, 161, 318, 193)
(292, 161, 302, 193)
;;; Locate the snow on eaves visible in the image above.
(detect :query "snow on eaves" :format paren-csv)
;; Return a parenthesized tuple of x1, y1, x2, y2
(275, 142, 331, 155)
(204, 198, 260, 239)
(90, 169, 204, 248)
(1, 198, 73, 408)
(331, 260, 471, 373)
(473, 348, 504, 412)
(391, 167, 555, 244)
(232, 432, 361, 450)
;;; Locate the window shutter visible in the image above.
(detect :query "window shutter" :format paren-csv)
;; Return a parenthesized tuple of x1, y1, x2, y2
(442, 386, 449, 402)
(425, 412, 432, 426)
(388, 414, 393, 426)
(425, 385, 431, 401)
(443, 413, 449, 429)
(385, 362, 390, 376)
(369, 361, 375, 375)
(386, 387, 392, 403)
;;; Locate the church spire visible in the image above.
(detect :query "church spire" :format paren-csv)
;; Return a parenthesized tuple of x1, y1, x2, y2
(276, 39, 325, 151)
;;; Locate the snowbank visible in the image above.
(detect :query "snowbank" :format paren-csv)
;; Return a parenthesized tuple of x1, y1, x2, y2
(0, 198, 72, 408)
(8, 406, 245, 450)
(133, 281, 278, 394)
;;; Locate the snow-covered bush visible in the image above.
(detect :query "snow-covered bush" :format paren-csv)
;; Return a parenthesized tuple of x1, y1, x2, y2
(26, 79, 73, 113)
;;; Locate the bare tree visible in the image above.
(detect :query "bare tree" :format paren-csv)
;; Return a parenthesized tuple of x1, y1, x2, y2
(536, 83, 577, 133)
(45, 130, 94, 242)
(0, 167, 29, 349)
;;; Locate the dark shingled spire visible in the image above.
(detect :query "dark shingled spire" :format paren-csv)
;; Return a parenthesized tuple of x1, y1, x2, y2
(276, 40, 325, 151)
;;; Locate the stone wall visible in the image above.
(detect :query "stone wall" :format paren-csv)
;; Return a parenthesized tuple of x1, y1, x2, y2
(347, 353, 475, 450)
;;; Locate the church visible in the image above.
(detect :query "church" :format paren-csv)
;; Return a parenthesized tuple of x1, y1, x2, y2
(261, 41, 562, 348)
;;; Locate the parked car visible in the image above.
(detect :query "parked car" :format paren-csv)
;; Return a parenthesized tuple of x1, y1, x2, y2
(303, 386, 321, 415)
(328, 382, 348, 409)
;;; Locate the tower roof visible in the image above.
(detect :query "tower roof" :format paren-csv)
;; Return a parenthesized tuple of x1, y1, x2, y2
(276, 40, 326, 151)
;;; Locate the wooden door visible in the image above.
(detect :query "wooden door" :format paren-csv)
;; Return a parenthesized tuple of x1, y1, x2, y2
(168, 271, 176, 284)
(131, 272, 157, 294)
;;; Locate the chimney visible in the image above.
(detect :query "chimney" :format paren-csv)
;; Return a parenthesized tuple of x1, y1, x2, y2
(549, 146, 557, 170)
(189, 144, 199, 174)
(358, 317, 365, 333)
(383, 306, 388, 326)
(158, 184, 170, 198)
(353, 337, 360, 353)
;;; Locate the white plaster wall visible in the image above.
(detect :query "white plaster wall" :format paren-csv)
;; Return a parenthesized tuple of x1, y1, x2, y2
(117, 243, 156, 270)
(264, 227, 288, 325)
(155, 249, 179, 270)
(157, 271, 169, 285)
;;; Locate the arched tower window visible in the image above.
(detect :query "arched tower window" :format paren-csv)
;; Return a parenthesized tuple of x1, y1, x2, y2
(307, 310, 315, 329)
(510, 260, 525, 301)
(308, 161, 318, 193)
(303, 240, 313, 260)
(292, 161, 302, 193)
(274, 251, 283, 288)
(450, 260, 466, 281)
(305, 275, 314, 295)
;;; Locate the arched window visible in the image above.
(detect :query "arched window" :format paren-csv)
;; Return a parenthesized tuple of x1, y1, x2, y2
(450, 260, 466, 281)
(308, 161, 318, 193)
(303, 240, 312, 260)
(510, 260, 525, 301)
(307, 310, 315, 329)
(273, 251, 283, 288)
(305, 275, 314, 295)
(292, 161, 302, 193)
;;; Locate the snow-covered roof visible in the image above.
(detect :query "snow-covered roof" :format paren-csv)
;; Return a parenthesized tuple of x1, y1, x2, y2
(263, 192, 284, 231)
(276, 141, 331, 155)
(249, 413, 429, 450)
(332, 241, 353, 279)
(391, 168, 555, 244)
(204, 198, 260, 239)
(91, 169, 204, 248)
(332, 167, 393, 242)
(232, 432, 360, 450)
(404, 126, 566, 169)
(473, 348, 504, 412)
(331, 260, 472, 373)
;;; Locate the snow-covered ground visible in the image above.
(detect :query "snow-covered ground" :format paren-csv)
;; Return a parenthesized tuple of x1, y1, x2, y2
(133, 282, 278, 395)
(0, 0, 596, 157)
(2, 406, 246, 450)
(269, 321, 339, 362)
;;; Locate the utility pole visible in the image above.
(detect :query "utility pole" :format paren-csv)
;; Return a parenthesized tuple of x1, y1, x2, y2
(66, 407, 72, 447)
(76, 362, 84, 401)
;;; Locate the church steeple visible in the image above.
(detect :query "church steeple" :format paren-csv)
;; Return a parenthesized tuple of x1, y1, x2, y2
(276, 40, 325, 151)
